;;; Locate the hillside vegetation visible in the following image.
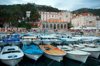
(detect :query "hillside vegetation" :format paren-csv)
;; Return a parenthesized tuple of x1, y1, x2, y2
(0, 3, 60, 28)
(72, 8, 100, 16)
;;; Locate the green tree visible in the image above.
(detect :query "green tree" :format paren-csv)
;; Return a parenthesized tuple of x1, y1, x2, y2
(67, 22, 72, 29)
(18, 21, 31, 29)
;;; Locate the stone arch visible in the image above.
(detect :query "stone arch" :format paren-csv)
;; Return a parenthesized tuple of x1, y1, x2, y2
(54, 24, 56, 29)
(61, 24, 63, 29)
(50, 24, 52, 28)
(42, 23, 45, 28)
(64, 24, 66, 29)
(57, 24, 59, 29)
(46, 23, 48, 28)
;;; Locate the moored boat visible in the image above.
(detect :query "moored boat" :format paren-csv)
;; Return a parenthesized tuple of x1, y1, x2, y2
(71, 44, 100, 58)
(40, 36, 53, 45)
(23, 45, 44, 61)
(80, 47, 100, 58)
(57, 45, 90, 63)
(32, 38, 41, 45)
(40, 45, 66, 62)
(0, 46, 24, 66)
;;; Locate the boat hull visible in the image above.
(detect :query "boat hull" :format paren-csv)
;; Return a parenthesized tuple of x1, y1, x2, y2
(44, 53, 63, 62)
(21, 41, 31, 45)
(43, 41, 52, 45)
(81, 48, 100, 58)
(1, 57, 23, 66)
(25, 53, 43, 61)
(88, 51, 100, 58)
(66, 54, 89, 63)
(12, 42, 20, 46)
(33, 40, 41, 45)
(54, 41, 62, 44)
(0, 41, 7, 46)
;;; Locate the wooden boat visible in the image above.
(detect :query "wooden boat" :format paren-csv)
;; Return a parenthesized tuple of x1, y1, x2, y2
(23, 36, 36, 39)
(40, 45, 66, 62)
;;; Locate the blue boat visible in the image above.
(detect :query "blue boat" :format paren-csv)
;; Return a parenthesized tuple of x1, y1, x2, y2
(23, 45, 44, 61)
(3, 38, 20, 46)
(11, 35, 20, 38)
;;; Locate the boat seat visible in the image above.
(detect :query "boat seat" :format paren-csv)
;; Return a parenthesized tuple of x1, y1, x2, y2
(44, 47, 52, 50)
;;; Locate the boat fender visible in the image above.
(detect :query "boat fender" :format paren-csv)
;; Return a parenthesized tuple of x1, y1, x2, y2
(55, 48, 59, 50)
(14, 55, 17, 57)
(8, 56, 12, 58)
(85, 45, 87, 47)
(73, 46, 76, 49)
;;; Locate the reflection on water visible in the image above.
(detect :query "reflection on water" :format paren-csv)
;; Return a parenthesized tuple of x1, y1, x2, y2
(0, 43, 100, 66)
(0, 55, 100, 66)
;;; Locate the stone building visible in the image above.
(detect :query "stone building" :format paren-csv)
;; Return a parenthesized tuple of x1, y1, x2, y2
(39, 20, 67, 30)
(38, 11, 73, 30)
(71, 13, 96, 28)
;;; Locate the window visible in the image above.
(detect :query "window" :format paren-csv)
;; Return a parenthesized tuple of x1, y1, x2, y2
(3, 51, 20, 54)
(8, 48, 15, 50)
(78, 24, 79, 26)
(93, 23, 94, 26)
(90, 14, 92, 16)
(61, 24, 63, 28)
(46, 23, 48, 28)
(64, 24, 66, 28)
(87, 23, 88, 25)
(50, 24, 52, 28)
(54, 24, 56, 29)
(86, 18, 88, 20)
(43, 15, 44, 17)
(42, 24, 45, 28)
(57, 24, 59, 28)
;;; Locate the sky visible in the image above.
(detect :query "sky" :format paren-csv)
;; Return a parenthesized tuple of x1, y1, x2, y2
(0, 0, 100, 11)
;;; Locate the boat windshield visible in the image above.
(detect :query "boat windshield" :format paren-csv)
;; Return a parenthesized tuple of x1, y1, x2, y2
(8, 48, 15, 51)
(2, 51, 20, 54)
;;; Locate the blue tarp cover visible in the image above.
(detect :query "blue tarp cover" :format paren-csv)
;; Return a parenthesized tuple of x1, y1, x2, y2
(3, 38, 20, 42)
(23, 45, 44, 54)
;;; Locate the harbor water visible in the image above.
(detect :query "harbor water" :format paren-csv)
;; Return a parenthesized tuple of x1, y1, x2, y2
(0, 33, 100, 66)
(0, 53, 100, 66)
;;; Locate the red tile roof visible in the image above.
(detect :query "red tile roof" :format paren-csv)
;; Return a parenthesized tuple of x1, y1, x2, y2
(77, 13, 95, 16)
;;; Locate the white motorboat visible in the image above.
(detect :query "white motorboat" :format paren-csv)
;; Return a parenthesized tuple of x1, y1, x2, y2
(72, 35, 100, 42)
(72, 44, 100, 58)
(0, 41, 8, 46)
(51, 38, 62, 44)
(57, 45, 90, 63)
(40, 36, 53, 45)
(12, 41, 21, 46)
(0, 46, 24, 66)
(60, 38, 78, 44)
(80, 43, 97, 48)
(21, 36, 37, 45)
(21, 39, 31, 45)
(32, 38, 41, 45)
(81, 47, 100, 58)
